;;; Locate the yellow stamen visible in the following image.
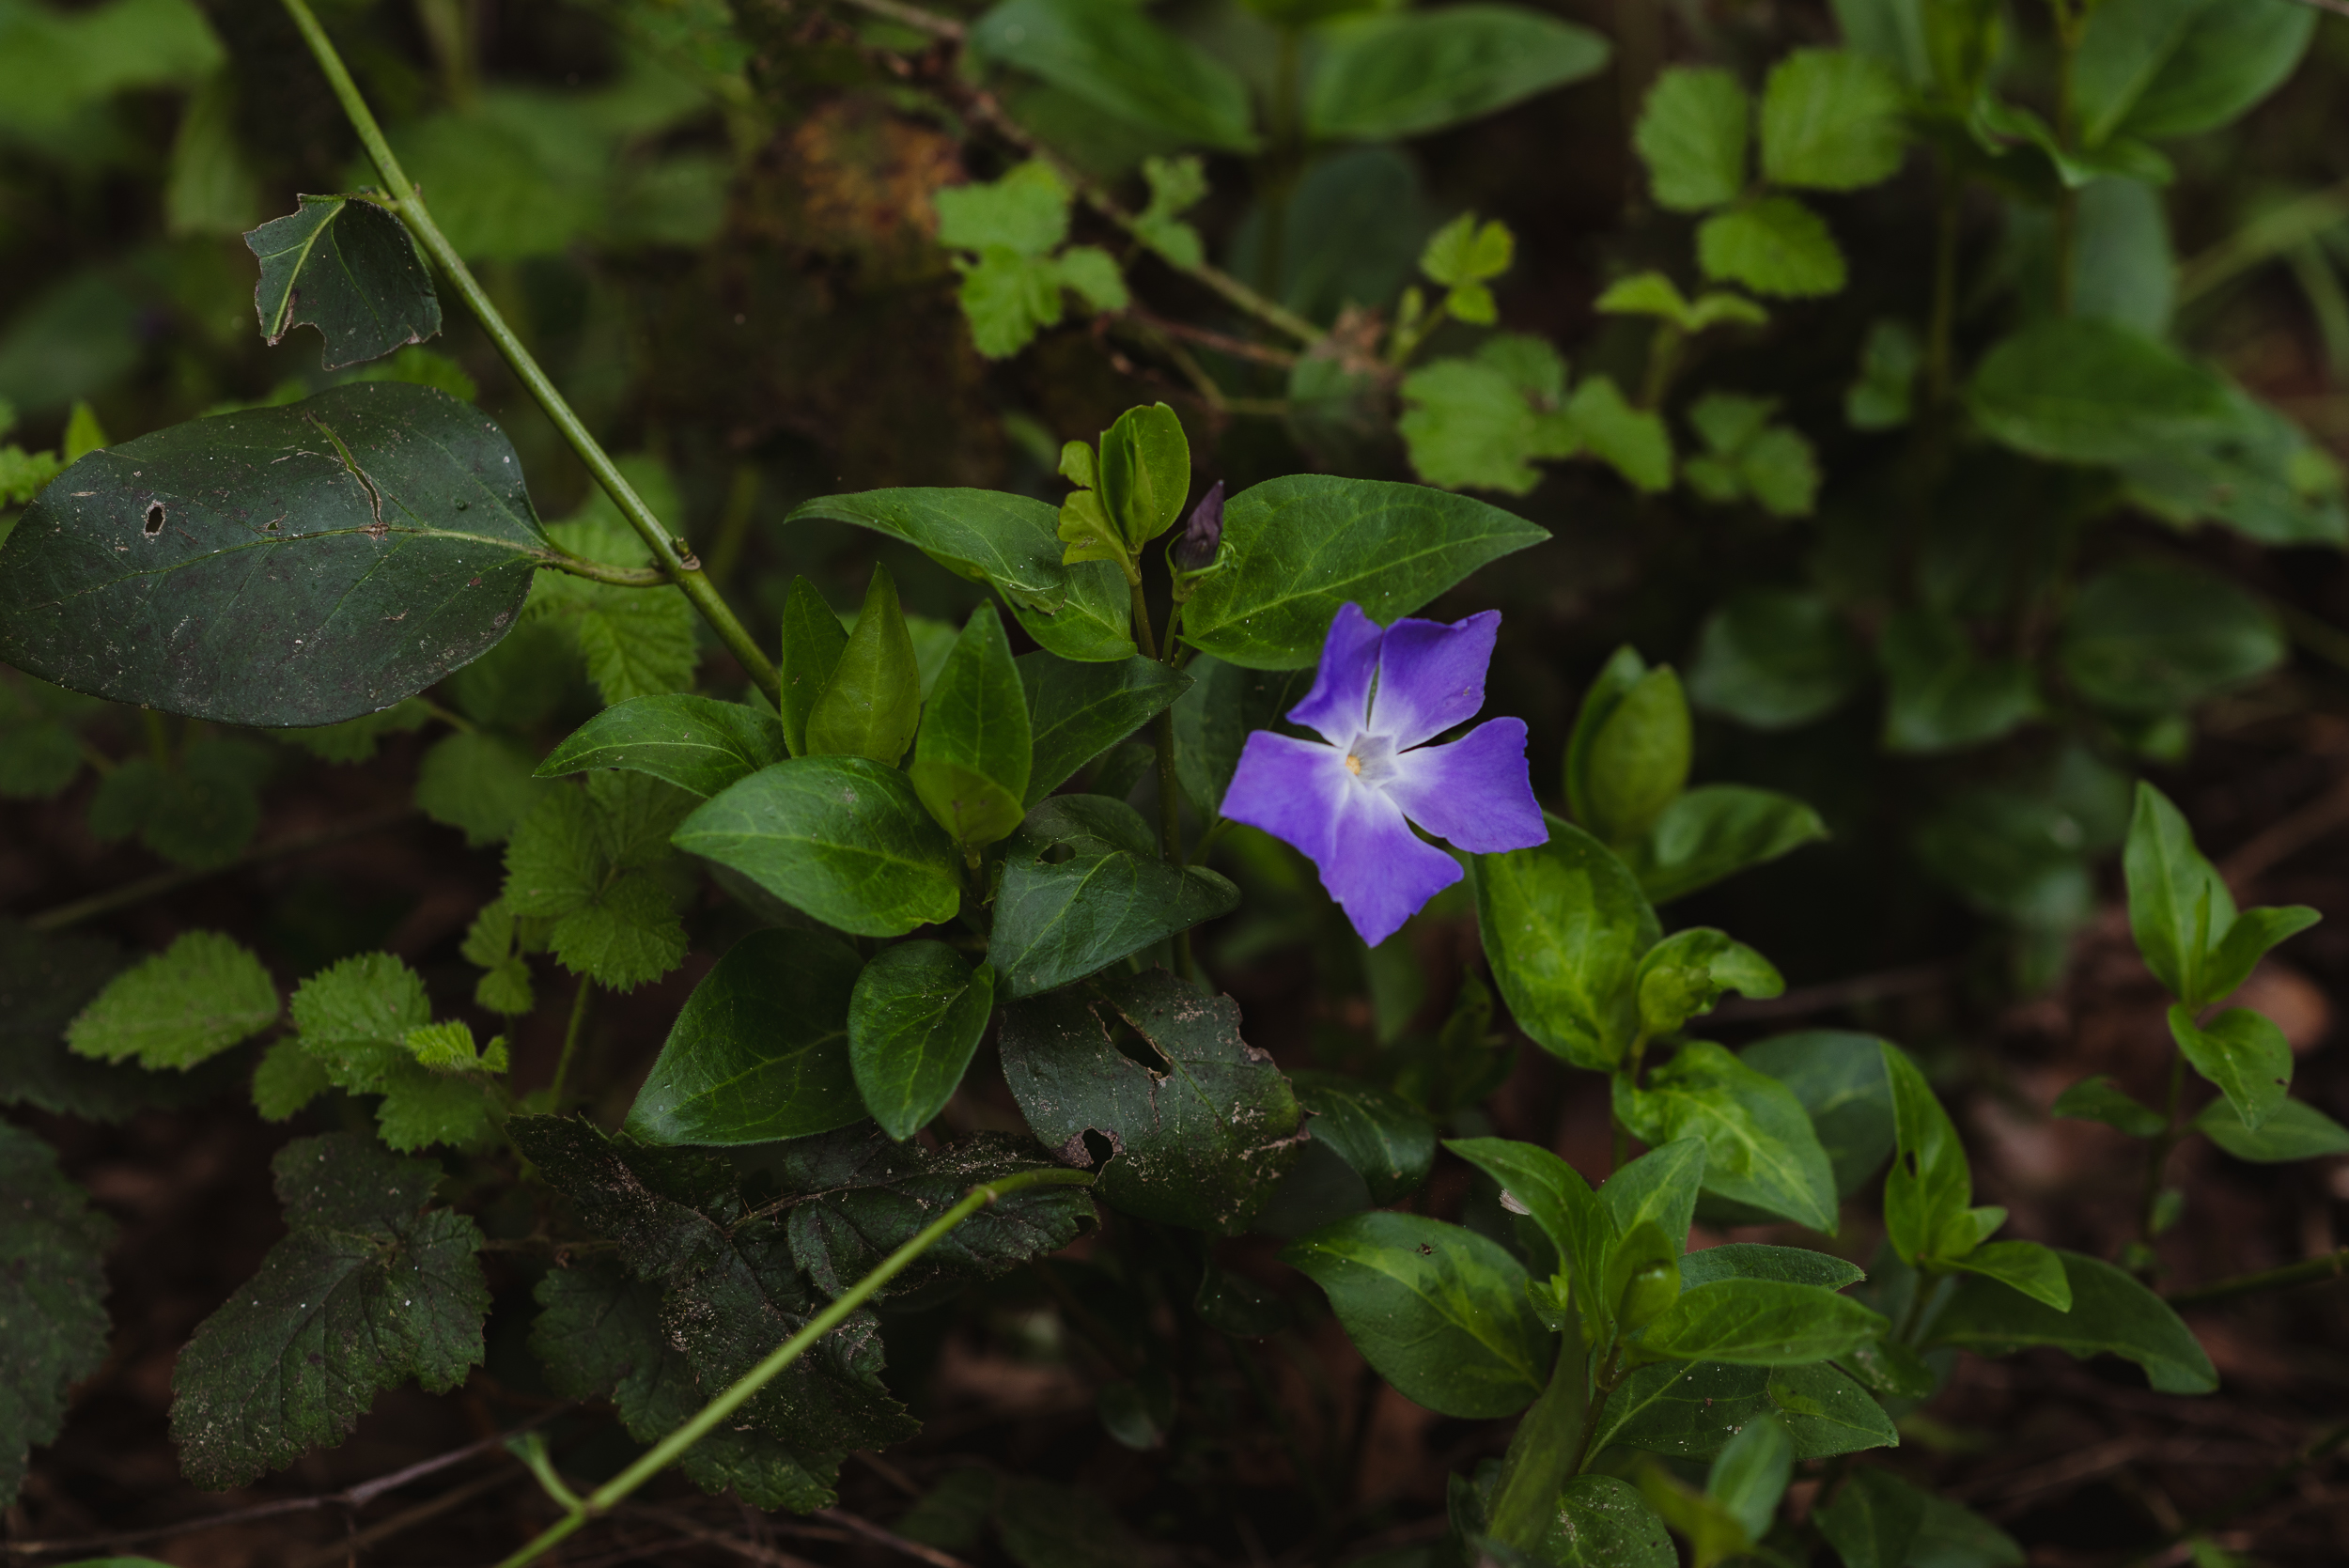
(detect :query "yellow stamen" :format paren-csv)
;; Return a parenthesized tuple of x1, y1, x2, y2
(1345, 753, 1362, 775)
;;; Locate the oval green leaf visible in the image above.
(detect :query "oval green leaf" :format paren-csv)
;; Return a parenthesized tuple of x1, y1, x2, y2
(848, 940, 997, 1141)
(988, 796, 1239, 998)
(537, 694, 788, 800)
(1019, 651, 1190, 806)
(1470, 814, 1660, 1071)
(1306, 6, 1610, 142)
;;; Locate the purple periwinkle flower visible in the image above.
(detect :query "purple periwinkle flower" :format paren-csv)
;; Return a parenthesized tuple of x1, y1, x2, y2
(1221, 603, 1548, 946)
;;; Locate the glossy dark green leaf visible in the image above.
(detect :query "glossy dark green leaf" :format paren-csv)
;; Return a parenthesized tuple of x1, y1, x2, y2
(1581, 666, 1691, 846)
(1815, 1467, 1926, 1568)
(2060, 560, 2284, 718)
(1545, 1474, 1674, 1568)
(170, 1134, 488, 1488)
(2051, 1074, 2168, 1139)
(1471, 814, 1660, 1071)
(0, 1122, 114, 1508)
(2194, 1095, 2349, 1162)
(1177, 474, 1546, 670)
(1289, 1070, 1436, 1206)
(675, 755, 962, 938)
(989, 796, 1237, 998)
(1446, 1136, 1610, 1334)
(1880, 607, 2041, 753)
(1738, 1032, 1897, 1199)
(911, 605, 1031, 851)
(786, 489, 1132, 663)
(971, 0, 1259, 152)
(1020, 652, 1190, 806)
(1169, 655, 1314, 816)
(1631, 784, 1828, 904)
(1968, 317, 2236, 465)
(1305, 6, 1610, 142)
(778, 575, 848, 757)
(1283, 1211, 1550, 1418)
(2124, 781, 2232, 1005)
(1633, 928, 1783, 1039)
(0, 382, 545, 726)
(1592, 1359, 1896, 1461)
(625, 929, 865, 1146)
(1923, 1250, 2216, 1393)
(2170, 1004, 2292, 1132)
(1880, 1043, 1974, 1265)
(1633, 1278, 1888, 1366)
(1950, 1239, 2073, 1312)
(999, 968, 1303, 1232)
(245, 194, 441, 369)
(1677, 1243, 1864, 1292)
(848, 940, 996, 1141)
(806, 563, 922, 766)
(1686, 589, 1864, 730)
(1602, 1138, 1708, 1256)
(1616, 1043, 1839, 1233)
(537, 694, 788, 800)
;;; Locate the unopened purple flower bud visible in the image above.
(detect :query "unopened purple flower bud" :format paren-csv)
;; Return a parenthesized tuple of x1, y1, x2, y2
(1173, 480, 1223, 572)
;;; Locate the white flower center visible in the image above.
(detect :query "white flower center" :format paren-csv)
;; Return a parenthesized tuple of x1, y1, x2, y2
(1345, 733, 1395, 786)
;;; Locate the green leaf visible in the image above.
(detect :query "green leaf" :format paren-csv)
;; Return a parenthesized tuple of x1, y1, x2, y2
(274, 696, 429, 765)
(1305, 6, 1609, 142)
(1706, 1412, 1793, 1542)
(2075, 0, 2313, 146)
(1019, 652, 1190, 806)
(1677, 1243, 1865, 1292)
(1000, 968, 1303, 1232)
(805, 563, 922, 766)
(849, 940, 997, 1141)
(416, 729, 544, 846)
(2124, 781, 2232, 1004)
(0, 1122, 114, 1509)
(1846, 318, 1921, 430)
(0, 924, 246, 1121)
(1967, 317, 2236, 466)
(2195, 1095, 2349, 1162)
(1880, 606, 2042, 753)
(1168, 657, 1315, 818)
(2052, 1075, 2168, 1139)
(1398, 336, 1579, 496)
(245, 194, 441, 370)
(1582, 667, 1692, 846)
(1421, 211, 1516, 289)
(1633, 929, 1783, 1038)
(1545, 1474, 1676, 1568)
(1687, 588, 1864, 729)
(1635, 68, 1751, 213)
(1879, 1042, 1975, 1265)
(1289, 1071, 1437, 1206)
(779, 575, 850, 756)
(1595, 272, 1768, 334)
(504, 776, 692, 991)
(1814, 1467, 1926, 1568)
(1282, 1211, 1551, 1418)
(625, 928, 865, 1146)
(1631, 785, 1828, 904)
(2203, 903, 2323, 1003)
(252, 1036, 331, 1120)
(1615, 1042, 1839, 1232)
(1698, 197, 1846, 297)
(1563, 645, 1648, 831)
(988, 796, 1238, 997)
(1632, 1278, 1888, 1366)
(279, 951, 499, 1152)
(1735, 1032, 1897, 1202)
(1472, 815, 1659, 1071)
(531, 501, 702, 704)
(1636, 1463, 1751, 1568)
(537, 694, 789, 800)
(1593, 1359, 1896, 1461)
(956, 249, 1073, 359)
(86, 736, 269, 868)
(0, 382, 545, 726)
(675, 755, 962, 938)
(1565, 375, 1673, 493)
(66, 930, 276, 1070)
(170, 1133, 487, 1488)
(1922, 1250, 2217, 1393)
(1951, 1238, 2073, 1312)
(1758, 49, 1908, 191)
(1603, 1138, 1709, 1259)
(2060, 560, 2284, 719)
(971, 0, 1259, 151)
(1097, 403, 1190, 552)
(1134, 155, 1207, 269)
(1445, 1136, 1610, 1334)
(786, 489, 1133, 663)
(1682, 393, 1821, 518)
(911, 605, 1031, 850)
(1910, 1494, 2025, 1568)
(2170, 1005, 2292, 1132)
(935, 161, 1071, 256)
(1176, 474, 1547, 670)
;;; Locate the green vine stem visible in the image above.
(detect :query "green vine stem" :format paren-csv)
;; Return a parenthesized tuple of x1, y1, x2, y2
(2166, 1248, 2349, 1308)
(275, 0, 783, 707)
(492, 1166, 1097, 1568)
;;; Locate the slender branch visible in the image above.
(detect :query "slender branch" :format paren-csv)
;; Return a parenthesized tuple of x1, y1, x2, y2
(2122, 1420, 2349, 1568)
(815, 1507, 982, 1568)
(1126, 309, 1300, 368)
(550, 974, 596, 1108)
(2138, 1047, 2189, 1265)
(534, 551, 673, 588)
(832, 0, 965, 39)
(2166, 1249, 2349, 1308)
(493, 1168, 1097, 1568)
(2176, 178, 2349, 306)
(274, 0, 782, 706)
(23, 805, 418, 932)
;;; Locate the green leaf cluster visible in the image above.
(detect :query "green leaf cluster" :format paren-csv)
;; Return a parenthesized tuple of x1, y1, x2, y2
(934, 162, 1127, 360)
(256, 951, 508, 1151)
(504, 770, 693, 989)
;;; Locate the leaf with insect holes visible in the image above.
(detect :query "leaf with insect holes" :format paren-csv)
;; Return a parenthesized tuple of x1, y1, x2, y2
(0, 382, 546, 727)
(245, 194, 442, 370)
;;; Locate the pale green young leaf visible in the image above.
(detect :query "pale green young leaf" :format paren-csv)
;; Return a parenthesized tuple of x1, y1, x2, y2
(934, 161, 1071, 256)
(67, 930, 277, 1070)
(2124, 781, 2232, 1004)
(1698, 197, 1846, 297)
(1051, 245, 1128, 314)
(1470, 814, 1661, 1071)
(0, 1123, 115, 1509)
(806, 563, 923, 766)
(1398, 336, 1579, 495)
(1635, 68, 1750, 212)
(1950, 1238, 2072, 1311)
(1563, 644, 1649, 831)
(1759, 49, 1908, 192)
(404, 1018, 502, 1073)
(1633, 929, 1783, 1039)
(169, 1133, 487, 1488)
(1097, 402, 1190, 551)
(1420, 211, 1515, 288)
(1879, 1043, 1973, 1265)
(1134, 155, 1206, 270)
(63, 404, 109, 462)
(848, 940, 996, 1141)
(956, 249, 1068, 359)
(2170, 1005, 2292, 1132)
(1595, 272, 1766, 334)
(2194, 1095, 2349, 1162)
(1565, 374, 1673, 493)
(1615, 1042, 1836, 1231)
(1582, 667, 1691, 846)
(415, 730, 544, 846)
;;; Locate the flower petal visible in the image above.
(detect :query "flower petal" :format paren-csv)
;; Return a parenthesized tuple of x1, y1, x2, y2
(1370, 610, 1501, 750)
(1284, 602, 1383, 747)
(1221, 730, 1348, 868)
(1384, 718, 1548, 854)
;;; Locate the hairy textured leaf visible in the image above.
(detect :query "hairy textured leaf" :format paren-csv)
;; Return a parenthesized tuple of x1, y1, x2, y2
(245, 194, 441, 370)
(1306, 6, 1610, 142)
(989, 796, 1238, 998)
(1283, 1211, 1550, 1419)
(537, 694, 788, 800)
(1617, 1043, 1838, 1232)
(849, 940, 997, 1141)
(675, 755, 961, 938)
(0, 924, 242, 1120)
(0, 382, 545, 726)
(1923, 1250, 2217, 1393)
(1177, 474, 1546, 670)
(504, 774, 692, 989)
(0, 1123, 115, 1509)
(1000, 968, 1303, 1232)
(1019, 651, 1189, 806)
(1471, 815, 1661, 1071)
(66, 929, 276, 1071)
(1758, 49, 1906, 191)
(1635, 68, 1750, 212)
(626, 928, 865, 1146)
(170, 1134, 487, 1489)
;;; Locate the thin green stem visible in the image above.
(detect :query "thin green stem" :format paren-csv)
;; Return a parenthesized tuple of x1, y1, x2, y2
(2050, 0, 2082, 315)
(1636, 323, 1685, 411)
(492, 1168, 1095, 1568)
(142, 707, 174, 769)
(275, 0, 781, 706)
(24, 806, 418, 933)
(548, 976, 595, 1109)
(2166, 1249, 2349, 1308)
